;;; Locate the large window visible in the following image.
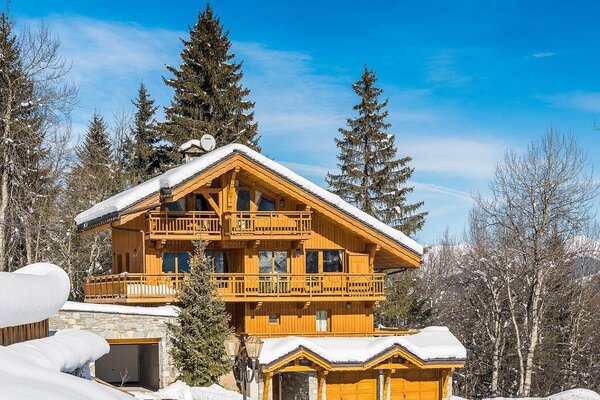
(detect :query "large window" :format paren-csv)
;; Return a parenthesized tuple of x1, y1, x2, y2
(162, 252, 190, 273)
(316, 310, 330, 332)
(206, 251, 227, 273)
(259, 251, 288, 274)
(305, 250, 344, 273)
(237, 189, 250, 211)
(257, 197, 276, 211)
(164, 198, 185, 212)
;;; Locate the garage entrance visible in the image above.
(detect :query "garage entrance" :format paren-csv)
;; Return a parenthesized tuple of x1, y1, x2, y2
(95, 339, 160, 390)
(390, 369, 440, 400)
(326, 371, 377, 400)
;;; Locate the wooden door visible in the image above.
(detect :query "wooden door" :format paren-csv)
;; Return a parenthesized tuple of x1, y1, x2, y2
(390, 369, 440, 400)
(326, 371, 377, 400)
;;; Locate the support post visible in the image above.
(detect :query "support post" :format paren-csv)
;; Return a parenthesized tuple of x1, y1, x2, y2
(317, 371, 325, 400)
(263, 372, 272, 400)
(384, 370, 391, 400)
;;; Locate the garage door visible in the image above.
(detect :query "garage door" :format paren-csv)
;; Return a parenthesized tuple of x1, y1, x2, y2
(390, 369, 440, 400)
(327, 371, 377, 400)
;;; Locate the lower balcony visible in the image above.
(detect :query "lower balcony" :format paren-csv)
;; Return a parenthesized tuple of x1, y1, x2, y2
(83, 273, 385, 304)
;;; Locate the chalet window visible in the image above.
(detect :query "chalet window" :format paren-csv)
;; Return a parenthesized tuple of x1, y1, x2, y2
(162, 252, 190, 274)
(323, 250, 343, 273)
(305, 251, 319, 274)
(164, 198, 185, 212)
(237, 189, 251, 211)
(268, 314, 280, 325)
(195, 194, 210, 211)
(259, 251, 288, 274)
(258, 197, 276, 212)
(305, 250, 344, 273)
(206, 251, 227, 273)
(316, 310, 330, 332)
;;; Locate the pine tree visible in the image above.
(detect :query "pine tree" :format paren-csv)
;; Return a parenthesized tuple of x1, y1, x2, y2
(168, 240, 231, 386)
(124, 82, 165, 184)
(64, 112, 119, 298)
(327, 66, 426, 235)
(162, 3, 259, 160)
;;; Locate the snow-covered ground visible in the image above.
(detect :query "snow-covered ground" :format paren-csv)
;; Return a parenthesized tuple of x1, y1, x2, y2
(452, 388, 600, 400)
(131, 381, 242, 400)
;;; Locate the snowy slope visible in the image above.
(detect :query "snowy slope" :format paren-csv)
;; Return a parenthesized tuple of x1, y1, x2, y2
(260, 326, 466, 366)
(74, 143, 423, 256)
(0, 263, 69, 328)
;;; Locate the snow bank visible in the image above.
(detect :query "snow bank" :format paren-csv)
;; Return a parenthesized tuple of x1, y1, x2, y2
(62, 300, 179, 317)
(0, 263, 69, 328)
(132, 381, 242, 400)
(0, 345, 130, 400)
(455, 388, 600, 400)
(75, 144, 423, 256)
(259, 326, 466, 366)
(8, 329, 109, 373)
(179, 139, 203, 153)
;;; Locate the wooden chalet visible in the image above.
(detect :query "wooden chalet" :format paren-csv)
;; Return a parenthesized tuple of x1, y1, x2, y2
(76, 141, 464, 400)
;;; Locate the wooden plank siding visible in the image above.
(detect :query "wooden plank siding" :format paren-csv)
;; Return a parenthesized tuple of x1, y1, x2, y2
(0, 319, 49, 346)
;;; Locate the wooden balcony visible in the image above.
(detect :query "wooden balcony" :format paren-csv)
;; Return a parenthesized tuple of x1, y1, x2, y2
(213, 273, 385, 302)
(147, 211, 221, 240)
(84, 273, 385, 304)
(225, 211, 312, 240)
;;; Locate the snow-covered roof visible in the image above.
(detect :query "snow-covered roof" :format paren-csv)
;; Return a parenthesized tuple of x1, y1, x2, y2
(61, 300, 179, 317)
(75, 143, 423, 256)
(259, 326, 466, 367)
(0, 263, 69, 328)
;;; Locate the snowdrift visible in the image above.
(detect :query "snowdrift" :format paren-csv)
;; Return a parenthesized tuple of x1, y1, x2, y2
(132, 381, 242, 400)
(0, 262, 69, 328)
(452, 388, 600, 400)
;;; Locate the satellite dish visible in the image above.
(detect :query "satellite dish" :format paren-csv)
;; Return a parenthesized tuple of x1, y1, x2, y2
(200, 134, 216, 152)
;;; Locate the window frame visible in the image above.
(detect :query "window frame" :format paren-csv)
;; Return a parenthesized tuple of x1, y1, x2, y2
(305, 249, 345, 274)
(259, 250, 289, 274)
(315, 310, 331, 332)
(268, 313, 281, 326)
(161, 251, 191, 274)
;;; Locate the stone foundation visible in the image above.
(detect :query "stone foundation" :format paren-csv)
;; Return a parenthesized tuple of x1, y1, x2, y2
(50, 309, 178, 388)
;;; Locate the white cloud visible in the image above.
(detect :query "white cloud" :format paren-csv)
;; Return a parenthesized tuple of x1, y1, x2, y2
(413, 182, 473, 203)
(531, 51, 555, 59)
(401, 136, 507, 180)
(426, 49, 471, 86)
(539, 91, 600, 113)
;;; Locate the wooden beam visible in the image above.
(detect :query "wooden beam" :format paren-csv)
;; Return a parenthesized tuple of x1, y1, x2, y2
(366, 244, 381, 269)
(250, 302, 263, 311)
(384, 370, 391, 400)
(263, 372, 272, 400)
(247, 240, 261, 250)
(296, 301, 311, 310)
(317, 371, 325, 400)
(201, 192, 222, 217)
(227, 167, 240, 208)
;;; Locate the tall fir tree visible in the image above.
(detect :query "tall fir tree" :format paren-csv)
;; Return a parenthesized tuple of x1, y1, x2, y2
(162, 3, 259, 161)
(326, 66, 426, 235)
(168, 240, 231, 386)
(64, 112, 120, 298)
(124, 82, 165, 184)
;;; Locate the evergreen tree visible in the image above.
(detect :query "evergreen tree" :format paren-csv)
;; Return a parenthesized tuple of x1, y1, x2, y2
(326, 66, 426, 235)
(124, 82, 165, 184)
(64, 112, 119, 298)
(162, 3, 259, 161)
(168, 240, 231, 386)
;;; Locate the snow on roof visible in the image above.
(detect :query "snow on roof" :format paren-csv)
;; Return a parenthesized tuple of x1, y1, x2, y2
(61, 300, 179, 317)
(178, 139, 203, 152)
(75, 143, 423, 256)
(259, 326, 466, 366)
(0, 263, 69, 328)
(483, 388, 600, 400)
(9, 329, 109, 374)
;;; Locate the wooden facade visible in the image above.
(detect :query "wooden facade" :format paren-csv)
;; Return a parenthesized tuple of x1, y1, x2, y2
(79, 146, 461, 399)
(0, 319, 49, 346)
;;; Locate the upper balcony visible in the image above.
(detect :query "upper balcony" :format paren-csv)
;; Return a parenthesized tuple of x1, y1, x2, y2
(83, 272, 385, 304)
(146, 210, 311, 241)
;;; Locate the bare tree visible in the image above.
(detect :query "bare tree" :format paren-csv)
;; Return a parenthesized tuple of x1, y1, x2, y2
(474, 131, 599, 396)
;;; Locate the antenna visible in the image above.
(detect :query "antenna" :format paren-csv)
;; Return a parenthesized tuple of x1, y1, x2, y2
(200, 134, 216, 152)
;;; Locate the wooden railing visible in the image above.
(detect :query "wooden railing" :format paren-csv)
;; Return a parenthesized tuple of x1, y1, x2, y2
(226, 211, 312, 238)
(213, 273, 385, 300)
(147, 211, 221, 238)
(84, 273, 188, 303)
(84, 272, 385, 303)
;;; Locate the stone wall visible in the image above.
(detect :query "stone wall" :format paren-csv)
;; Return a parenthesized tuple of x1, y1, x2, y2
(50, 309, 178, 388)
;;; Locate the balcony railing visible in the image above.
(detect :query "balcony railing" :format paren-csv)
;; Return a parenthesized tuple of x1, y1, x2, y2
(84, 272, 385, 303)
(226, 211, 312, 239)
(147, 211, 221, 239)
(84, 273, 187, 304)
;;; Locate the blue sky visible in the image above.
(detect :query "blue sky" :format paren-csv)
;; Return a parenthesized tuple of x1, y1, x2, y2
(14, 1, 600, 244)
